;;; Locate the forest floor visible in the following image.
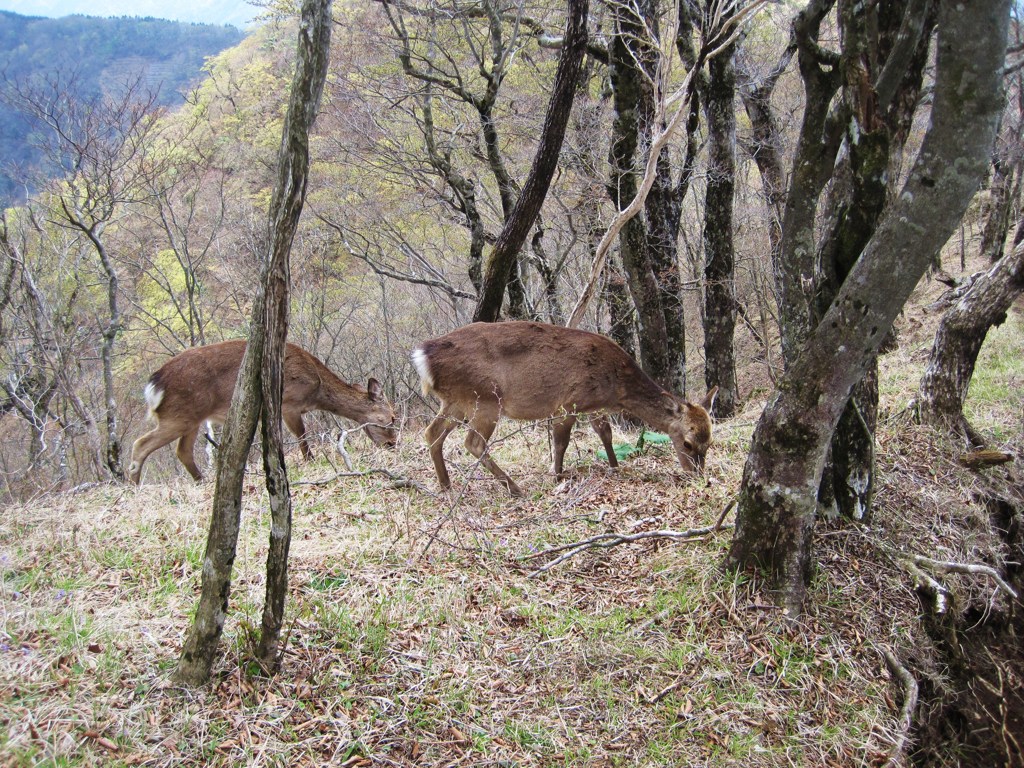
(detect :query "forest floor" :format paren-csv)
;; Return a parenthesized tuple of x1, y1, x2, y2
(1, 267, 1022, 767)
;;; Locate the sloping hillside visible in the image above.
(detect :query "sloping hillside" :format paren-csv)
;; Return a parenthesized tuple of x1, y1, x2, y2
(0, 10, 245, 203)
(0, 248, 1020, 766)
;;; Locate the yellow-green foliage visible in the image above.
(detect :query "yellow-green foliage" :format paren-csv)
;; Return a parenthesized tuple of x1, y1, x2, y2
(188, 25, 295, 158)
(135, 249, 199, 338)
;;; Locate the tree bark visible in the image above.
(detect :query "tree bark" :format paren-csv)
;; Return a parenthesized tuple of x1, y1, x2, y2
(815, 0, 935, 523)
(173, 0, 333, 685)
(258, 0, 332, 671)
(472, 0, 589, 322)
(774, 0, 844, 364)
(737, 43, 793, 265)
(91, 230, 125, 481)
(978, 119, 1023, 264)
(702, 42, 740, 416)
(605, 0, 682, 391)
(917, 237, 1024, 444)
(726, 0, 1009, 614)
(416, 82, 487, 292)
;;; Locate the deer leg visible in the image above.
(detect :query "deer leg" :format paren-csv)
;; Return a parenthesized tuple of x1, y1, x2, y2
(465, 408, 523, 497)
(551, 414, 577, 477)
(129, 421, 186, 485)
(174, 424, 204, 481)
(425, 404, 463, 490)
(591, 415, 618, 468)
(283, 409, 311, 460)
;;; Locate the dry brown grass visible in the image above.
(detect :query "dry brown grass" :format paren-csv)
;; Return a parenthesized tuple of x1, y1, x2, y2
(2, 256, 1022, 766)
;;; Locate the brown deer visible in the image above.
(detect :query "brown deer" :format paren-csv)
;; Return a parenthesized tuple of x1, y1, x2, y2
(129, 340, 398, 484)
(412, 321, 717, 496)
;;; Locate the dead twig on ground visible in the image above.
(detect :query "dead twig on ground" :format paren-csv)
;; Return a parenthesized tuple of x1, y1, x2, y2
(714, 498, 736, 531)
(522, 524, 730, 578)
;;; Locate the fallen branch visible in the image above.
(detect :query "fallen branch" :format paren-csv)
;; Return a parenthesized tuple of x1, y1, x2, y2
(880, 647, 919, 768)
(523, 524, 729, 578)
(336, 428, 355, 471)
(911, 554, 1019, 600)
(957, 449, 1014, 469)
(714, 498, 736, 531)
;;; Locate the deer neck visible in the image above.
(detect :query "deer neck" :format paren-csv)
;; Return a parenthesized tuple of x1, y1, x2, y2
(618, 378, 675, 431)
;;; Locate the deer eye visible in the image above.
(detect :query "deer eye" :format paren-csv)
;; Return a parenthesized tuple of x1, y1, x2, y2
(683, 440, 694, 452)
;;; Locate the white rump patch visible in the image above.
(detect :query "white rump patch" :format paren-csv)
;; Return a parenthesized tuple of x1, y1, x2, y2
(143, 381, 164, 418)
(411, 347, 433, 394)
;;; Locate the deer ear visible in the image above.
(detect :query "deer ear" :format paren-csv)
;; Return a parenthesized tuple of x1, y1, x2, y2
(664, 395, 682, 416)
(367, 378, 383, 401)
(700, 385, 719, 413)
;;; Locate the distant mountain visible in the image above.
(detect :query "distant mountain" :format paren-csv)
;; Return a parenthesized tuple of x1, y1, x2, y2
(0, 0, 257, 28)
(0, 10, 246, 204)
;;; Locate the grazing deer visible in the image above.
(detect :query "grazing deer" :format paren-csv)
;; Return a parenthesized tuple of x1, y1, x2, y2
(412, 321, 717, 497)
(129, 340, 397, 484)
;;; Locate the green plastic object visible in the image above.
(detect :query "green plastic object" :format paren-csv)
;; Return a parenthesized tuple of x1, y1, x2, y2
(597, 431, 670, 462)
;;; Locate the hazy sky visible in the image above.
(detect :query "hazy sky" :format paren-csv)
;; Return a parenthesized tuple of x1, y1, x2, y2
(0, 0, 258, 27)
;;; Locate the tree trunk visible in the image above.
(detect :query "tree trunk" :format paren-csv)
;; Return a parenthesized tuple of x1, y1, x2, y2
(826, 369, 878, 521)
(702, 42, 739, 417)
(417, 83, 487, 293)
(773, 0, 844, 364)
(472, 0, 588, 323)
(89, 231, 125, 482)
(605, 0, 682, 391)
(814, 128, 889, 522)
(257, 0, 332, 670)
(172, 333, 262, 685)
(173, 0, 333, 685)
(726, 0, 1009, 614)
(737, 44, 793, 265)
(917, 237, 1024, 444)
(815, 0, 934, 524)
(604, 262, 636, 358)
(978, 94, 1023, 265)
(645, 148, 686, 396)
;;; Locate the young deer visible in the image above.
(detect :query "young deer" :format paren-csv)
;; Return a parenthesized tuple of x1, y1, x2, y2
(412, 321, 717, 497)
(129, 340, 397, 484)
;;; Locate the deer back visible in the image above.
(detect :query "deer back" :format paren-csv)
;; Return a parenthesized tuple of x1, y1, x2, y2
(414, 321, 667, 418)
(148, 339, 248, 426)
(414, 321, 715, 470)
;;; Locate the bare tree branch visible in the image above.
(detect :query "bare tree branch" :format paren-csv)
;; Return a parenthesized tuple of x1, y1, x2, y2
(568, 0, 765, 328)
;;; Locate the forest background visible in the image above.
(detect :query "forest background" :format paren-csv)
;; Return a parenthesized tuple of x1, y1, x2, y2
(1, 0, 1023, 765)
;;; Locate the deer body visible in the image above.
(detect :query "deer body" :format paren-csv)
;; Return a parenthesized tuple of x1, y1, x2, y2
(129, 340, 397, 484)
(412, 321, 716, 496)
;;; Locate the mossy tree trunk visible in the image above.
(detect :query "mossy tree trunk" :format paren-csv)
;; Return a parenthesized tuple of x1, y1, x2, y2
(726, 0, 1009, 614)
(173, 0, 333, 686)
(815, 0, 935, 523)
(702, 42, 739, 417)
(606, 0, 690, 393)
(917, 236, 1024, 445)
(772, 0, 844, 367)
